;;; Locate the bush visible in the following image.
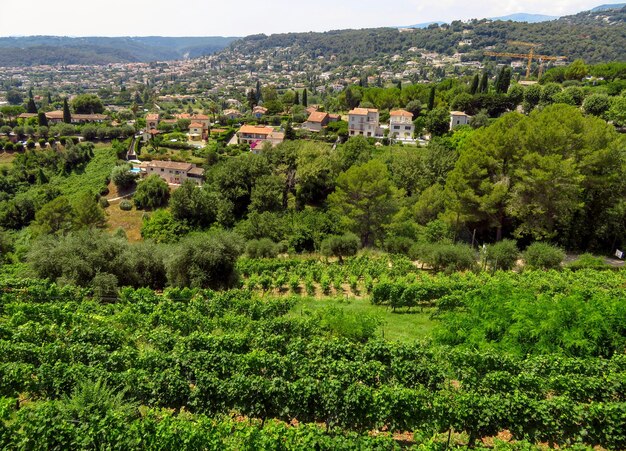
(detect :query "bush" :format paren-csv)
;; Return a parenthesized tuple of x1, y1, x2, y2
(3, 142, 14, 151)
(484, 239, 519, 271)
(566, 253, 609, 271)
(98, 197, 109, 208)
(416, 243, 477, 273)
(133, 175, 170, 210)
(246, 238, 279, 258)
(384, 236, 413, 256)
(320, 233, 360, 262)
(119, 200, 133, 211)
(91, 272, 119, 301)
(523, 242, 565, 270)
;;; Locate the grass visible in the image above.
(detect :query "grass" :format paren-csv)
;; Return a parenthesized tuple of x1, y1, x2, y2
(0, 151, 16, 171)
(104, 197, 146, 242)
(289, 296, 437, 342)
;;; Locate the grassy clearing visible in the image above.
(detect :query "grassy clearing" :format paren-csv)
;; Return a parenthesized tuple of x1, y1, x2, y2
(104, 199, 145, 242)
(288, 296, 436, 342)
(0, 151, 16, 170)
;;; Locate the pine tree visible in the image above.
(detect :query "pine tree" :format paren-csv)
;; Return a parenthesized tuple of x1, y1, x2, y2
(470, 74, 480, 95)
(63, 98, 72, 124)
(284, 120, 296, 140)
(479, 72, 489, 93)
(428, 86, 436, 110)
(302, 88, 308, 107)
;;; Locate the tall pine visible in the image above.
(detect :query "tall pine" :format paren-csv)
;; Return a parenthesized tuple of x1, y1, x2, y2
(27, 89, 37, 114)
(38, 112, 48, 127)
(63, 98, 71, 124)
(302, 88, 308, 107)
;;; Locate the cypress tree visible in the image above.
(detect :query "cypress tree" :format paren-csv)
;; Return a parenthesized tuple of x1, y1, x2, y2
(63, 98, 72, 124)
(470, 74, 479, 95)
(294, 91, 300, 105)
(499, 67, 512, 94)
(428, 86, 436, 110)
(479, 72, 489, 93)
(47, 92, 52, 104)
(284, 120, 296, 140)
(27, 98, 37, 114)
(302, 88, 308, 107)
(38, 112, 48, 127)
(396, 80, 402, 90)
(255, 80, 262, 103)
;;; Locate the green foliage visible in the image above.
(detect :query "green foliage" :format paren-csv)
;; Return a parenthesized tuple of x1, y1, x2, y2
(583, 93, 611, 116)
(320, 233, 360, 261)
(141, 209, 189, 243)
(119, 200, 132, 211)
(111, 164, 137, 190)
(71, 94, 104, 114)
(166, 231, 244, 289)
(246, 238, 279, 258)
(484, 239, 519, 271)
(566, 253, 609, 271)
(522, 242, 565, 270)
(133, 175, 170, 210)
(415, 242, 477, 273)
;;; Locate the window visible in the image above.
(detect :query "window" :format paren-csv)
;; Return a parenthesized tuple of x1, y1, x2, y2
(393, 126, 400, 130)
(405, 126, 411, 130)
(161, 168, 164, 172)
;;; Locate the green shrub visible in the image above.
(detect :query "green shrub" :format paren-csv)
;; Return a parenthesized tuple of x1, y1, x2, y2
(485, 239, 520, 271)
(566, 253, 609, 271)
(320, 233, 360, 262)
(111, 164, 138, 190)
(523, 242, 565, 270)
(98, 197, 109, 208)
(246, 238, 279, 258)
(91, 272, 119, 301)
(119, 200, 133, 211)
(133, 175, 169, 210)
(384, 236, 413, 256)
(414, 243, 477, 273)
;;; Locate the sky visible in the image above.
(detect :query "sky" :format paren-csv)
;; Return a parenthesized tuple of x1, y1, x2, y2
(0, 0, 608, 37)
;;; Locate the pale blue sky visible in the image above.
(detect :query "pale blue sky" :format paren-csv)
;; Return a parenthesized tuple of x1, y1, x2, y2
(0, 0, 607, 37)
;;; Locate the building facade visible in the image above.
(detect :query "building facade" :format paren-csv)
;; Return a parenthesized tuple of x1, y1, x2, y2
(140, 160, 204, 185)
(389, 109, 414, 140)
(348, 108, 382, 137)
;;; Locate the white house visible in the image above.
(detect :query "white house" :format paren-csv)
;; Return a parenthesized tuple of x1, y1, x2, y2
(389, 109, 414, 140)
(348, 108, 382, 137)
(450, 111, 471, 129)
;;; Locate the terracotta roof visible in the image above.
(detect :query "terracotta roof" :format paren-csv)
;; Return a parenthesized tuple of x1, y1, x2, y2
(269, 132, 285, 140)
(307, 111, 329, 123)
(390, 109, 413, 118)
(238, 125, 274, 136)
(253, 106, 268, 113)
(146, 113, 159, 121)
(18, 113, 37, 119)
(193, 114, 209, 120)
(328, 114, 341, 120)
(46, 111, 65, 119)
(72, 113, 107, 121)
(143, 160, 194, 171)
(450, 111, 469, 116)
(349, 108, 378, 115)
(189, 123, 204, 128)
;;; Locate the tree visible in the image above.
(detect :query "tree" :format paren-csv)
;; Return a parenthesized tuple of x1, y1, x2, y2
(328, 160, 401, 247)
(166, 231, 244, 289)
(141, 209, 189, 243)
(294, 90, 300, 105)
(470, 74, 480, 95)
(583, 94, 610, 117)
(405, 100, 422, 117)
(321, 233, 360, 262)
(479, 72, 489, 93)
(73, 192, 106, 229)
(522, 242, 565, 270)
(63, 98, 72, 123)
(133, 175, 170, 210)
(425, 107, 450, 137)
(427, 86, 436, 110)
(170, 180, 218, 228)
(34, 196, 76, 235)
(250, 175, 284, 213)
(495, 67, 512, 94)
(284, 120, 296, 140)
(255, 80, 262, 103)
(607, 95, 626, 127)
(111, 164, 137, 191)
(6, 90, 23, 105)
(71, 94, 104, 114)
(37, 112, 48, 127)
(565, 59, 588, 81)
(302, 88, 308, 107)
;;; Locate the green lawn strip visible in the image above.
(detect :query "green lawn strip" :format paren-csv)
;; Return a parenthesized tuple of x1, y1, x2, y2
(49, 146, 117, 199)
(289, 296, 436, 342)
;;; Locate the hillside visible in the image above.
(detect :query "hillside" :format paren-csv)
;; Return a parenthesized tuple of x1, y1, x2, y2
(0, 36, 239, 66)
(227, 10, 625, 65)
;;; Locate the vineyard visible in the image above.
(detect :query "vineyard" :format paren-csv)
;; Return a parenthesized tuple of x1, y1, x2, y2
(0, 265, 625, 449)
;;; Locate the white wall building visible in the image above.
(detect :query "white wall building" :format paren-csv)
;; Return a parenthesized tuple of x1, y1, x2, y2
(348, 108, 382, 137)
(389, 109, 414, 140)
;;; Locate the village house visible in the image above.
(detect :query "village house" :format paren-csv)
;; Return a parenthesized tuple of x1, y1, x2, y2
(450, 111, 471, 129)
(18, 110, 107, 124)
(252, 106, 268, 118)
(389, 109, 414, 140)
(303, 111, 340, 132)
(348, 108, 382, 137)
(223, 109, 242, 120)
(139, 160, 204, 185)
(237, 125, 284, 148)
(189, 123, 204, 141)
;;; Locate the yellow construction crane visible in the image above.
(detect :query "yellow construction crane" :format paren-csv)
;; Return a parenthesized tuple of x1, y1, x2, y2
(484, 41, 567, 80)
